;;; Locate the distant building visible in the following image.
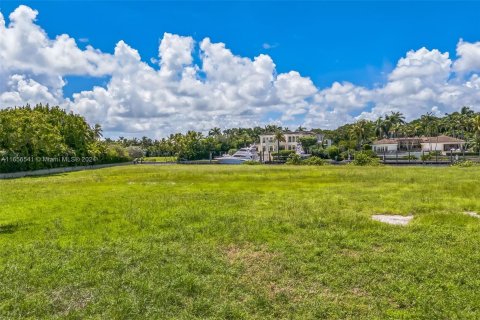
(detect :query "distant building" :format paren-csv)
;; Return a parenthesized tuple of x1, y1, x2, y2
(372, 135, 466, 155)
(258, 131, 330, 154)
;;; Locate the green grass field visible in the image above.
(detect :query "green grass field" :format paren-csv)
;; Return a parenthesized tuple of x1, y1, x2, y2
(1, 165, 480, 319)
(143, 157, 177, 162)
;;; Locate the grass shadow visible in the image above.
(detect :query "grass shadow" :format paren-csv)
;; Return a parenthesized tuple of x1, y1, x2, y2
(0, 223, 20, 234)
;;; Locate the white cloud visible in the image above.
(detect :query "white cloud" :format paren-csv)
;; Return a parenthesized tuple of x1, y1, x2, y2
(69, 33, 318, 136)
(454, 39, 480, 74)
(0, 74, 61, 107)
(306, 45, 480, 128)
(262, 42, 279, 50)
(0, 5, 115, 77)
(2, 5, 480, 138)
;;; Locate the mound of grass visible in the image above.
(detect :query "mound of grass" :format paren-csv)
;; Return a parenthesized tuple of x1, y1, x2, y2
(143, 156, 177, 162)
(1, 165, 480, 318)
(451, 160, 479, 167)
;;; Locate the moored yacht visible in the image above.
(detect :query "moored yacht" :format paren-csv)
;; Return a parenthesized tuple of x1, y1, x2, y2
(216, 146, 259, 164)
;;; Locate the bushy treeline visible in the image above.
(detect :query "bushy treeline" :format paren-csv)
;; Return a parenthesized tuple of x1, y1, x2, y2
(0, 104, 130, 173)
(325, 107, 480, 154)
(110, 107, 480, 162)
(110, 125, 321, 160)
(2, 104, 480, 171)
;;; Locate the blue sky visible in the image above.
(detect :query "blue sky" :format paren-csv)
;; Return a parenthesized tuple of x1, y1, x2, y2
(3, 1, 480, 95)
(1, 1, 480, 137)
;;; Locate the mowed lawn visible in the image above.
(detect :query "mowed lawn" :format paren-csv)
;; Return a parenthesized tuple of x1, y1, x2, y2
(1, 165, 480, 319)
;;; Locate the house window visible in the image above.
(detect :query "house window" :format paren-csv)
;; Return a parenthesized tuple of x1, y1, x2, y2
(288, 136, 292, 142)
(262, 138, 265, 143)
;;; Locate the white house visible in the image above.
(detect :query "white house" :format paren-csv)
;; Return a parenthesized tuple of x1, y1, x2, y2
(420, 136, 466, 153)
(371, 138, 398, 153)
(258, 131, 329, 153)
(372, 135, 466, 155)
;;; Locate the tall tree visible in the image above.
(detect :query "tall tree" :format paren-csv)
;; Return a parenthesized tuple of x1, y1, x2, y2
(208, 127, 221, 137)
(274, 130, 286, 161)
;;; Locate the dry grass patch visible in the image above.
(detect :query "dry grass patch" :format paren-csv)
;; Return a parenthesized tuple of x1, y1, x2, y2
(50, 286, 94, 316)
(224, 244, 320, 302)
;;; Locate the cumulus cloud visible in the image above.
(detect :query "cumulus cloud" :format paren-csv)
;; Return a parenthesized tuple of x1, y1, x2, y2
(454, 39, 480, 74)
(262, 42, 279, 50)
(305, 45, 480, 128)
(2, 5, 480, 137)
(0, 74, 60, 107)
(0, 5, 115, 77)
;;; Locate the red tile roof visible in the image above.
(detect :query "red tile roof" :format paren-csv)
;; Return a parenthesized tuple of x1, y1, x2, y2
(373, 135, 465, 145)
(421, 135, 465, 143)
(373, 138, 398, 145)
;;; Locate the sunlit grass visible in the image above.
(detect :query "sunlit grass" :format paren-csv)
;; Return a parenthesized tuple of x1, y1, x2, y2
(143, 156, 177, 162)
(1, 165, 479, 319)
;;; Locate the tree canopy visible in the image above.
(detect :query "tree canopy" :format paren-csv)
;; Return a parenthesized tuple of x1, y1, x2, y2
(0, 104, 130, 172)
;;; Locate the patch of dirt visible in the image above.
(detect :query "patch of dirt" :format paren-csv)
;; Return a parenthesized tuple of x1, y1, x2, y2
(464, 211, 480, 218)
(351, 287, 368, 297)
(225, 244, 278, 269)
(340, 249, 361, 260)
(50, 287, 94, 315)
(224, 244, 320, 302)
(372, 214, 413, 226)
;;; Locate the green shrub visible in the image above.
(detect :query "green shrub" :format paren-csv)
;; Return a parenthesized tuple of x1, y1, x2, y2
(273, 149, 296, 162)
(402, 154, 418, 160)
(451, 160, 478, 167)
(285, 153, 302, 165)
(285, 155, 329, 166)
(278, 150, 296, 156)
(420, 153, 432, 161)
(242, 160, 262, 165)
(326, 146, 342, 160)
(310, 146, 328, 158)
(302, 156, 328, 166)
(351, 151, 381, 166)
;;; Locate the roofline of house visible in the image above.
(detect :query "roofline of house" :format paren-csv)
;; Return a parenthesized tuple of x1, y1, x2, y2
(373, 135, 465, 145)
(260, 131, 319, 136)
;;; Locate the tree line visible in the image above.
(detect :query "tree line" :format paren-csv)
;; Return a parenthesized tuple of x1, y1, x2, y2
(325, 107, 480, 155)
(1, 104, 480, 172)
(0, 104, 130, 173)
(111, 107, 480, 161)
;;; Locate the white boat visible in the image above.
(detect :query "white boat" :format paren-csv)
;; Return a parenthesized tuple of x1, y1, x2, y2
(216, 146, 259, 164)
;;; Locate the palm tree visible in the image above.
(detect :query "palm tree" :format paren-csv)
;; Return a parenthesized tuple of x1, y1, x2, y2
(208, 127, 221, 137)
(349, 120, 370, 150)
(93, 123, 103, 139)
(385, 111, 405, 137)
(296, 126, 306, 132)
(240, 132, 251, 147)
(374, 117, 385, 138)
(265, 124, 282, 133)
(460, 106, 475, 116)
(274, 130, 286, 161)
(387, 111, 406, 125)
(473, 115, 480, 156)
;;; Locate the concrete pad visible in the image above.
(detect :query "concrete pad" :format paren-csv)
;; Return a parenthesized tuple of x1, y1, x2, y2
(372, 215, 413, 226)
(464, 211, 480, 218)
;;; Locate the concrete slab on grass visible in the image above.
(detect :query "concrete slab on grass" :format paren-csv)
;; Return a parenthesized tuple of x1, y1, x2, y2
(372, 215, 413, 226)
(464, 211, 480, 218)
